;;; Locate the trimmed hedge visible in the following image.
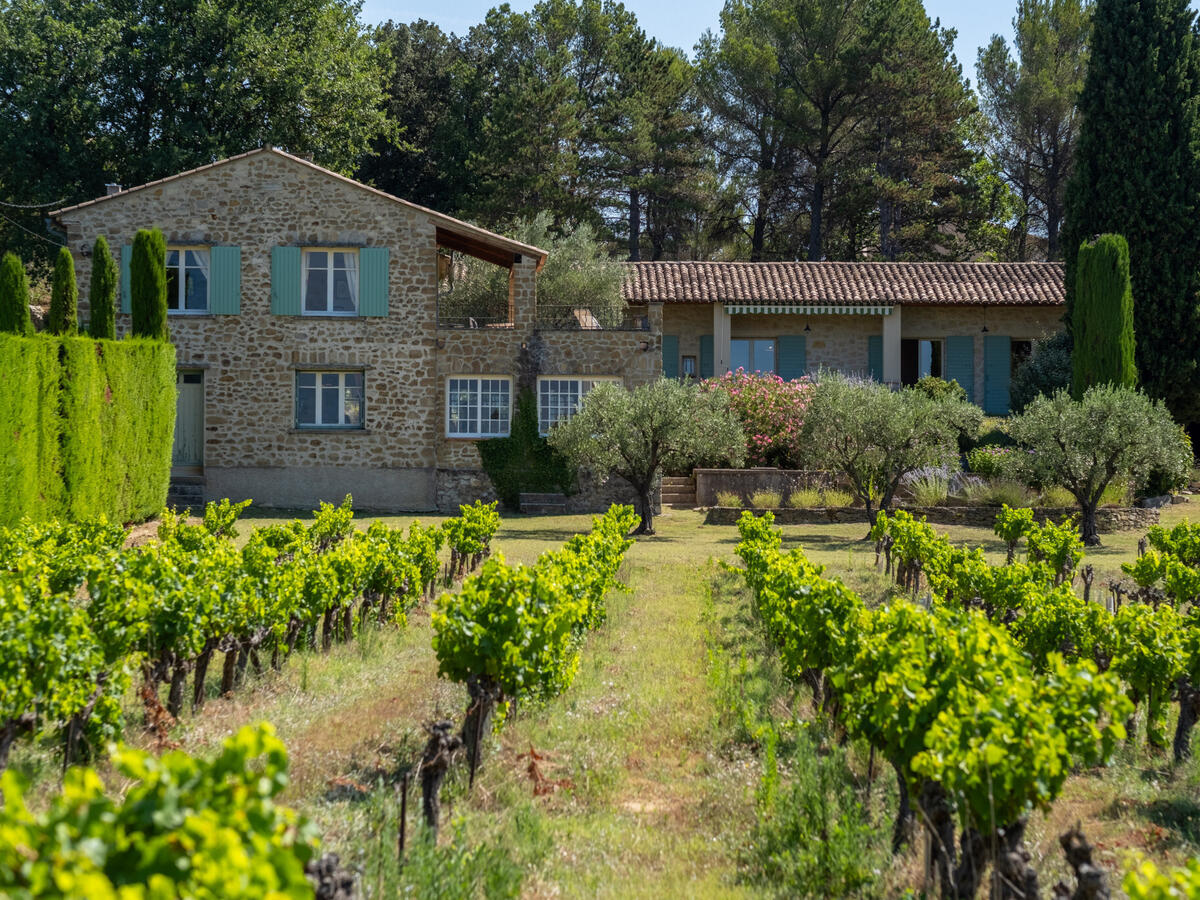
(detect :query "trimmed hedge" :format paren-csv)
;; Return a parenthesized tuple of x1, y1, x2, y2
(0, 334, 175, 526)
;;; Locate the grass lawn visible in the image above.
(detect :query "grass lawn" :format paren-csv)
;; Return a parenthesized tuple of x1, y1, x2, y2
(19, 499, 1200, 896)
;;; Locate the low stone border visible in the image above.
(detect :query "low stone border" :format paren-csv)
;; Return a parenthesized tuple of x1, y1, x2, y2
(702, 504, 1160, 533)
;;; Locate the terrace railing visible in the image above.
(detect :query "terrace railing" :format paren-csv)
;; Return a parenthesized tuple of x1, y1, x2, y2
(535, 304, 650, 332)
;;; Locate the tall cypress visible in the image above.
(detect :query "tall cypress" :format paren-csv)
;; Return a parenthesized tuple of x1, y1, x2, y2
(0, 252, 32, 335)
(130, 228, 168, 340)
(48, 246, 78, 335)
(88, 236, 117, 340)
(1072, 234, 1137, 396)
(1061, 0, 1200, 423)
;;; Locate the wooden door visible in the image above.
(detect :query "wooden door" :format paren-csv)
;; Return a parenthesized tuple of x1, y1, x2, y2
(173, 370, 204, 468)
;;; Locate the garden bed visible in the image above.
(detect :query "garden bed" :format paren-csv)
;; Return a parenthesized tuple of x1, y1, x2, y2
(702, 504, 1162, 533)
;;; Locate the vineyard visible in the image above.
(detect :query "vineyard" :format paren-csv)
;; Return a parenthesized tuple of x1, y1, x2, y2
(3, 502, 1200, 897)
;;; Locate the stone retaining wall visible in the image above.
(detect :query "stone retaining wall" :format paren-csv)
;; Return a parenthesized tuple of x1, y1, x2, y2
(702, 504, 1160, 533)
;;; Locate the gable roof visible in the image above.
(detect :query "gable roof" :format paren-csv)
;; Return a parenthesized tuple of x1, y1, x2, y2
(51, 147, 547, 268)
(622, 260, 1065, 306)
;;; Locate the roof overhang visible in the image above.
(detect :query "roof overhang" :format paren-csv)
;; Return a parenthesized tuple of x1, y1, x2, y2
(725, 303, 894, 316)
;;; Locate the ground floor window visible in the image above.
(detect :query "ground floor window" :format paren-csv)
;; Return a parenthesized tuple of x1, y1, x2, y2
(682, 355, 697, 378)
(296, 371, 364, 428)
(730, 338, 776, 373)
(537, 377, 620, 434)
(448, 376, 512, 437)
(1011, 339, 1033, 378)
(901, 338, 943, 385)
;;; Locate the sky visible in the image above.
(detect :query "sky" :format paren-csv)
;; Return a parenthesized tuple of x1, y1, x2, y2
(358, 0, 1016, 76)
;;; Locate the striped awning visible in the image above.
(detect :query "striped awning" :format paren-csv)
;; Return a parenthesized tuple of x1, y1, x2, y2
(724, 303, 893, 316)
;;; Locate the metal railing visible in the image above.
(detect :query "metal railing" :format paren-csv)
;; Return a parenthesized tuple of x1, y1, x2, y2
(535, 304, 650, 332)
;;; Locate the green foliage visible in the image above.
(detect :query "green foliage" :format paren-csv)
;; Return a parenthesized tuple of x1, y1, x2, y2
(1112, 602, 1185, 746)
(906, 471, 949, 506)
(786, 487, 852, 509)
(1125, 857, 1200, 899)
(308, 493, 355, 551)
(0, 723, 320, 898)
(966, 445, 1013, 479)
(749, 490, 781, 509)
(716, 490, 743, 508)
(130, 228, 167, 340)
(1011, 331, 1073, 413)
(994, 504, 1035, 549)
(0, 252, 31, 335)
(87, 236, 117, 340)
(0, 335, 61, 523)
(395, 822, 525, 900)
(1073, 234, 1137, 396)
(913, 375, 966, 403)
(1147, 520, 1200, 567)
(476, 390, 575, 510)
(48, 247, 78, 335)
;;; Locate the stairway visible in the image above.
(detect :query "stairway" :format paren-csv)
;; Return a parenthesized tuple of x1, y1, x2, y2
(167, 473, 206, 511)
(520, 492, 568, 514)
(662, 475, 696, 508)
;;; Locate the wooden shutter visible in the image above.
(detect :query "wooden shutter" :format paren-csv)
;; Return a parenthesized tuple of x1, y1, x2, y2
(945, 335, 975, 403)
(358, 247, 389, 317)
(699, 334, 714, 378)
(662, 334, 679, 378)
(209, 246, 241, 315)
(983, 335, 1012, 414)
(271, 246, 302, 315)
(120, 244, 132, 313)
(777, 335, 807, 380)
(867, 335, 883, 381)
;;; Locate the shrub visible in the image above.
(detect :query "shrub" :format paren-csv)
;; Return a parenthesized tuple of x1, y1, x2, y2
(1011, 331, 1071, 413)
(821, 489, 854, 508)
(967, 445, 1013, 479)
(1099, 481, 1130, 507)
(914, 375, 967, 403)
(0, 252, 32, 335)
(130, 227, 168, 340)
(87, 236, 117, 340)
(981, 480, 1037, 508)
(1073, 234, 1136, 397)
(702, 371, 815, 468)
(716, 490, 743, 508)
(48, 247, 78, 335)
(786, 488, 821, 508)
(750, 490, 781, 509)
(907, 472, 950, 506)
(1040, 485, 1074, 507)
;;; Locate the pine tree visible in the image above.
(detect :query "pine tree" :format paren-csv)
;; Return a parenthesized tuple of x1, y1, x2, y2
(88, 235, 117, 340)
(130, 228, 168, 340)
(48, 246, 78, 335)
(1061, 0, 1200, 423)
(0, 252, 32, 334)
(1072, 234, 1137, 396)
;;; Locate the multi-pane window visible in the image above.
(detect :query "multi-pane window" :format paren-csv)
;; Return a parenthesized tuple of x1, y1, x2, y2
(681, 356, 697, 379)
(730, 338, 776, 373)
(537, 377, 618, 434)
(447, 377, 511, 437)
(303, 249, 358, 314)
(166, 248, 209, 313)
(296, 371, 364, 428)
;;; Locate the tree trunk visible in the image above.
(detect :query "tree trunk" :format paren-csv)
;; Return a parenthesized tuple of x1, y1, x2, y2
(193, 642, 214, 710)
(635, 485, 655, 535)
(419, 720, 461, 839)
(460, 676, 500, 774)
(166, 662, 188, 719)
(808, 179, 825, 261)
(220, 648, 238, 695)
(991, 818, 1038, 900)
(1055, 826, 1111, 900)
(1174, 680, 1200, 761)
(628, 187, 641, 261)
(321, 607, 334, 651)
(1080, 501, 1101, 546)
(234, 645, 249, 687)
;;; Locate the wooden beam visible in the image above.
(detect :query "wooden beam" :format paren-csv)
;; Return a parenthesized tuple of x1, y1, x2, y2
(435, 227, 516, 268)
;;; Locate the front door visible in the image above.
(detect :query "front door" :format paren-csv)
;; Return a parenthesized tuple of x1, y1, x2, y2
(173, 370, 204, 468)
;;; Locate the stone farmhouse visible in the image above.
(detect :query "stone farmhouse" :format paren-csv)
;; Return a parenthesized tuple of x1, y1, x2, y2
(53, 148, 1064, 512)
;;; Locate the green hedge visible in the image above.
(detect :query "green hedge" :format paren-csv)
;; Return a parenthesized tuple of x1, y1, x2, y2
(0, 334, 175, 526)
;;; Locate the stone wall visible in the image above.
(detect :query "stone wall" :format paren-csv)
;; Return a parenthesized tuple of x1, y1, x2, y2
(703, 504, 1160, 533)
(694, 468, 843, 507)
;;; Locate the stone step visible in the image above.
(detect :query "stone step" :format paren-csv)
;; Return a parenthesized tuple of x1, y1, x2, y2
(519, 492, 568, 515)
(662, 476, 696, 487)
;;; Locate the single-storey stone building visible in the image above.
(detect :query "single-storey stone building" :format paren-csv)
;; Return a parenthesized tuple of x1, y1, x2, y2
(53, 148, 1065, 512)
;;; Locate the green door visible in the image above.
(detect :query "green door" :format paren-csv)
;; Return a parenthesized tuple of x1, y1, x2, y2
(173, 370, 204, 468)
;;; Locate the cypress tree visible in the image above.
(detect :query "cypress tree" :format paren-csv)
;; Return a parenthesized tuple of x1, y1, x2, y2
(1072, 234, 1137, 397)
(1060, 0, 1200, 423)
(130, 228, 168, 340)
(88, 236, 117, 340)
(0, 252, 32, 335)
(48, 246, 79, 335)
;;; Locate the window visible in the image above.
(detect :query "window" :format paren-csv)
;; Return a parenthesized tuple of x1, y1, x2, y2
(730, 339, 776, 373)
(681, 356, 697, 378)
(447, 377, 511, 437)
(303, 249, 358, 315)
(901, 338, 944, 385)
(537, 377, 619, 434)
(166, 248, 209, 313)
(1011, 340, 1033, 379)
(296, 371, 364, 428)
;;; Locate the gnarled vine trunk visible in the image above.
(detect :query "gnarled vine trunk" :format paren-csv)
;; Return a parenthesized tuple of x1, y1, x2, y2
(419, 720, 462, 839)
(460, 675, 501, 775)
(1175, 680, 1200, 761)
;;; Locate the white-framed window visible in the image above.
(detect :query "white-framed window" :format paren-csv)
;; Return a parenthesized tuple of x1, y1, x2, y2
(166, 247, 209, 313)
(730, 338, 776, 373)
(303, 249, 359, 315)
(537, 377, 620, 434)
(296, 371, 364, 429)
(681, 356, 697, 378)
(447, 377, 512, 437)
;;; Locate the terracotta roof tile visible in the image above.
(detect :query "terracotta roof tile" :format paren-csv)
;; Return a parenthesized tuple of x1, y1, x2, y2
(622, 261, 1064, 306)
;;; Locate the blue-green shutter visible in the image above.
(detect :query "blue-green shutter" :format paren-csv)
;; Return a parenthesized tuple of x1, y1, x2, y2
(271, 246, 302, 315)
(209, 246, 241, 314)
(983, 335, 1012, 414)
(867, 335, 883, 381)
(120, 244, 132, 313)
(358, 247, 389, 316)
(699, 334, 714, 378)
(662, 334, 679, 378)
(777, 335, 807, 380)
(945, 335, 975, 403)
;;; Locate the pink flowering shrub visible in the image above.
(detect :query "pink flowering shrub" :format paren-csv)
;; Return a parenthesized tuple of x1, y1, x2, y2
(702, 370, 815, 468)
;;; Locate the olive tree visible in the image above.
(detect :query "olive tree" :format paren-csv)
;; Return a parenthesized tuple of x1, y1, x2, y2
(800, 373, 981, 523)
(1008, 386, 1192, 545)
(547, 379, 745, 534)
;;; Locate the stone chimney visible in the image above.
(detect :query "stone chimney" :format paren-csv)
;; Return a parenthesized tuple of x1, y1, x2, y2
(104, 183, 122, 196)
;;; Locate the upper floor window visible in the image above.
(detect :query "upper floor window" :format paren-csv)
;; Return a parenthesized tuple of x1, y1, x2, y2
(303, 249, 358, 315)
(447, 377, 511, 437)
(730, 338, 775, 373)
(166, 247, 209, 313)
